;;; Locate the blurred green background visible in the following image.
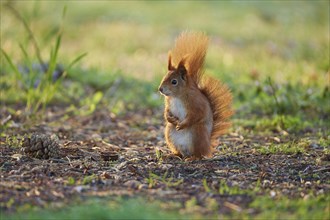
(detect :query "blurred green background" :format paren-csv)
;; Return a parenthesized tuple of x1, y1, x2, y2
(1, 0, 329, 124)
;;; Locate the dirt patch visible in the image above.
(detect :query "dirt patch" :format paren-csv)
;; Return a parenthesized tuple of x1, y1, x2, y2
(1, 106, 329, 215)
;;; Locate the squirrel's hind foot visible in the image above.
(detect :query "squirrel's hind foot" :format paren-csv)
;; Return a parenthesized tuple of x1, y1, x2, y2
(163, 153, 183, 161)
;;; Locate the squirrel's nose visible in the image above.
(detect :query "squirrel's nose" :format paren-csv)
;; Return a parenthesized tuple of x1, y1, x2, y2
(159, 87, 163, 93)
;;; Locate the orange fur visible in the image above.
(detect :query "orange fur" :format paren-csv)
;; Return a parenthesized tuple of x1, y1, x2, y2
(159, 31, 233, 159)
(200, 76, 234, 147)
(170, 31, 208, 84)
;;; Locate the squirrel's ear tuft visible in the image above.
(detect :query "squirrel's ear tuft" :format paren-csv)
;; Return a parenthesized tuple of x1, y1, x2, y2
(178, 58, 187, 81)
(168, 52, 175, 71)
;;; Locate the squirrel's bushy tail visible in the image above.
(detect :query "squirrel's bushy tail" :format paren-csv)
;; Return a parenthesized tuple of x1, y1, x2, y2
(200, 77, 233, 147)
(171, 31, 233, 146)
(170, 31, 208, 84)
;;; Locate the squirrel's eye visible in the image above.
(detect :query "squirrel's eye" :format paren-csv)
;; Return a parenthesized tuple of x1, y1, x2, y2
(171, 79, 178, 85)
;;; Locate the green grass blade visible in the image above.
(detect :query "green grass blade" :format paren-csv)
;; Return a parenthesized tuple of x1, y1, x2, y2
(1, 48, 24, 83)
(19, 43, 31, 65)
(202, 179, 211, 193)
(62, 5, 67, 20)
(54, 34, 62, 61)
(19, 43, 37, 89)
(65, 52, 88, 72)
(47, 34, 62, 77)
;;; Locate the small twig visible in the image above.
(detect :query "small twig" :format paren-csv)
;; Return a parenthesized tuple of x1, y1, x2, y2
(49, 158, 69, 164)
(267, 77, 281, 114)
(7, 175, 30, 180)
(66, 156, 73, 167)
(310, 167, 330, 174)
(107, 77, 122, 97)
(101, 140, 121, 150)
(224, 201, 242, 212)
(1, 115, 12, 125)
(267, 77, 280, 107)
(80, 149, 99, 158)
(107, 77, 122, 110)
(187, 171, 199, 177)
(20, 165, 44, 176)
(302, 165, 312, 173)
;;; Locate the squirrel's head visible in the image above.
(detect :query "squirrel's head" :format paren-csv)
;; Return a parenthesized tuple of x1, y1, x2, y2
(158, 54, 188, 97)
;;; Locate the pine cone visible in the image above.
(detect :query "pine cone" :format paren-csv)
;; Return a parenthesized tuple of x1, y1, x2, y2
(22, 134, 60, 159)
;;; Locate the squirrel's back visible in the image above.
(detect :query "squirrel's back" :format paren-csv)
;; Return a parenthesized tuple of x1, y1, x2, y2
(200, 76, 233, 146)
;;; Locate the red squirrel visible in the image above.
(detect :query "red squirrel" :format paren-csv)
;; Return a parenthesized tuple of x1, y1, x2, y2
(158, 31, 233, 159)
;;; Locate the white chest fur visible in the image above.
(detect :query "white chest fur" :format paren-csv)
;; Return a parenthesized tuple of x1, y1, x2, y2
(167, 97, 193, 156)
(169, 97, 186, 121)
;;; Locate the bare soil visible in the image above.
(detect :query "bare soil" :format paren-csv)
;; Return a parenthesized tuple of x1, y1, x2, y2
(1, 106, 329, 215)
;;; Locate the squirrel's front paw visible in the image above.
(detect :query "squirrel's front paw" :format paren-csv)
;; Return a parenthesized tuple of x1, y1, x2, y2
(176, 124, 182, 131)
(167, 115, 179, 125)
(176, 121, 188, 130)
